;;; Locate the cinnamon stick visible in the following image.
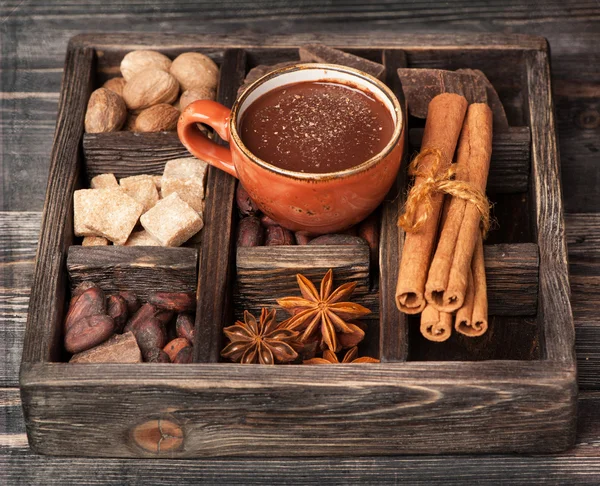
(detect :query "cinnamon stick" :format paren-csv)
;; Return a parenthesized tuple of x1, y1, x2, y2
(424, 135, 470, 308)
(440, 103, 493, 312)
(420, 304, 453, 342)
(455, 270, 475, 332)
(456, 235, 488, 336)
(396, 93, 468, 314)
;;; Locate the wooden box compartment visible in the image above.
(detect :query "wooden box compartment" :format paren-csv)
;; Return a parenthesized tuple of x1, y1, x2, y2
(20, 33, 576, 458)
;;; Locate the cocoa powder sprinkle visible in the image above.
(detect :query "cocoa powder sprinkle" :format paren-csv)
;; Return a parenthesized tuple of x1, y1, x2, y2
(240, 81, 394, 173)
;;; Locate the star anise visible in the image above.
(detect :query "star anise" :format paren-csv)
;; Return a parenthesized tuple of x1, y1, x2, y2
(221, 308, 299, 364)
(304, 346, 380, 364)
(277, 269, 371, 353)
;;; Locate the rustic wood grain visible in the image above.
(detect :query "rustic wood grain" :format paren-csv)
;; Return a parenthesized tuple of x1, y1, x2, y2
(66, 246, 198, 301)
(19, 45, 94, 365)
(378, 48, 409, 362)
(565, 213, 600, 389)
(409, 315, 539, 361)
(19, 360, 576, 457)
(83, 132, 190, 180)
(409, 127, 531, 193)
(0, 386, 597, 483)
(194, 48, 247, 363)
(525, 50, 576, 364)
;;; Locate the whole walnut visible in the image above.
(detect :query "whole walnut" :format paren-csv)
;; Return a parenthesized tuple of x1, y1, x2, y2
(170, 52, 219, 92)
(84, 87, 127, 133)
(134, 104, 180, 132)
(122, 68, 179, 111)
(120, 50, 172, 81)
(102, 77, 126, 97)
(179, 86, 217, 110)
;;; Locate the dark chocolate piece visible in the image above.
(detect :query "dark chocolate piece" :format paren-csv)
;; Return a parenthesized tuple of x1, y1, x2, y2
(299, 43, 385, 80)
(456, 68, 509, 131)
(396, 68, 487, 118)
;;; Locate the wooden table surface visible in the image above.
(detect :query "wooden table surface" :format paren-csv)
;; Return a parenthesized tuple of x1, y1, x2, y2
(1, 1, 599, 484)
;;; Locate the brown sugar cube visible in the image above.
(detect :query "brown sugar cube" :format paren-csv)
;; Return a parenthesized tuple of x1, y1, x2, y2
(161, 157, 208, 212)
(124, 229, 162, 246)
(74, 188, 144, 245)
(120, 176, 159, 212)
(119, 174, 154, 184)
(69, 332, 142, 363)
(152, 175, 162, 190)
(140, 193, 203, 247)
(90, 173, 119, 189)
(82, 236, 110, 246)
(163, 157, 208, 181)
(74, 189, 100, 237)
(161, 178, 204, 212)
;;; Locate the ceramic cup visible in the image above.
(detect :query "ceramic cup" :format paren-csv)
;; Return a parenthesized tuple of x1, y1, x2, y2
(178, 63, 404, 234)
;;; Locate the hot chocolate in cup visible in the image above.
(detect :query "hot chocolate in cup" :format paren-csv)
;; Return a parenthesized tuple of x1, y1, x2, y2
(178, 63, 405, 234)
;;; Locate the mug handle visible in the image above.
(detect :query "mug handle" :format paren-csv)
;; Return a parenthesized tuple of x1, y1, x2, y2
(177, 100, 238, 179)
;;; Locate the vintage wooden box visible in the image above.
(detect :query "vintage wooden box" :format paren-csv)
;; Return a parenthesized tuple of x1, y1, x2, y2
(19, 33, 576, 457)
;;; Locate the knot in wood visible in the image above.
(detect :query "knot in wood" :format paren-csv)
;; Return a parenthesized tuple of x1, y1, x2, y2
(132, 418, 184, 454)
(576, 109, 600, 130)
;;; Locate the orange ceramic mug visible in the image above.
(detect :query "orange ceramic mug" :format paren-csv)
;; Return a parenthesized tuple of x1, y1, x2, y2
(178, 63, 404, 234)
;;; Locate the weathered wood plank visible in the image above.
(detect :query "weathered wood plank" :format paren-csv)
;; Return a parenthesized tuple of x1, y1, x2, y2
(0, 387, 598, 483)
(194, 48, 247, 363)
(525, 50, 576, 364)
(236, 245, 370, 303)
(0, 262, 34, 387)
(409, 316, 539, 362)
(566, 213, 600, 257)
(19, 360, 576, 457)
(409, 127, 531, 193)
(66, 246, 198, 301)
(0, 211, 40, 263)
(83, 132, 190, 180)
(379, 48, 409, 362)
(20, 46, 94, 365)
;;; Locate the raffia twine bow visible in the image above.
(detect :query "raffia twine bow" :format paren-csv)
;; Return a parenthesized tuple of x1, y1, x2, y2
(397, 148, 491, 237)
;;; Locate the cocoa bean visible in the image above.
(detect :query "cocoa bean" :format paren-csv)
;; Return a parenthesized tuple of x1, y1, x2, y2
(133, 317, 167, 357)
(237, 216, 264, 247)
(308, 234, 368, 246)
(260, 214, 279, 227)
(173, 346, 193, 364)
(235, 183, 259, 216)
(119, 291, 140, 315)
(175, 314, 195, 342)
(295, 231, 313, 245)
(155, 309, 175, 326)
(65, 315, 115, 354)
(163, 337, 191, 361)
(358, 212, 380, 270)
(107, 294, 128, 333)
(265, 225, 295, 246)
(64, 286, 106, 332)
(70, 281, 98, 306)
(145, 348, 171, 363)
(148, 292, 196, 313)
(124, 303, 159, 333)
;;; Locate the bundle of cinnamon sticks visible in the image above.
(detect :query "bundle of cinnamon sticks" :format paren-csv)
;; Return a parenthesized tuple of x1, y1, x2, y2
(396, 93, 493, 342)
